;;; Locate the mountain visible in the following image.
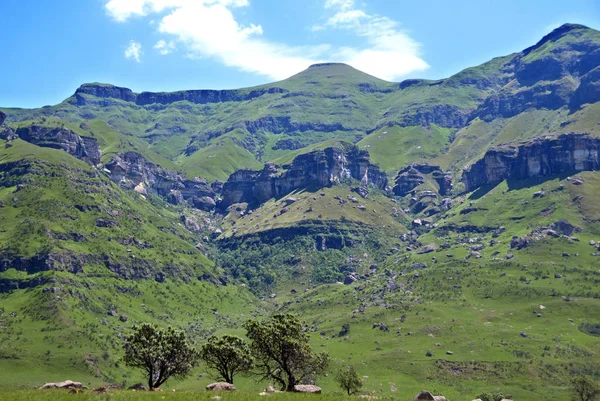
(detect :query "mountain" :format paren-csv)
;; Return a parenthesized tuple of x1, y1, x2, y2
(1, 23, 600, 399)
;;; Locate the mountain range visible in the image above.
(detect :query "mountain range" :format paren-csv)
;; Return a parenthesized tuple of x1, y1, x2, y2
(1, 23, 600, 400)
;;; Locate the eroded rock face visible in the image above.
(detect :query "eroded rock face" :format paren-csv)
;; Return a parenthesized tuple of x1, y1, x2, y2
(0, 111, 15, 140)
(105, 152, 216, 210)
(462, 133, 600, 192)
(74, 83, 288, 106)
(15, 125, 102, 164)
(220, 146, 387, 208)
(393, 163, 453, 196)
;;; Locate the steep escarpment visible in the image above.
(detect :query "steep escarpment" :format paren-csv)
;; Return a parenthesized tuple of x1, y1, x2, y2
(74, 83, 289, 106)
(105, 152, 217, 211)
(220, 146, 387, 208)
(15, 125, 102, 164)
(462, 132, 600, 191)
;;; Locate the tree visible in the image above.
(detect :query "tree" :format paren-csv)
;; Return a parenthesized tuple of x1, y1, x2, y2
(476, 392, 513, 401)
(200, 335, 253, 384)
(572, 376, 600, 401)
(336, 365, 363, 395)
(123, 323, 199, 389)
(338, 323, 350, 337)
(243, 314, 330, 391)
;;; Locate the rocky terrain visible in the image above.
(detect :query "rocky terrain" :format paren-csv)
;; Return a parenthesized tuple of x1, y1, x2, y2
(462, 132, 600, 191)
(220, 145, 387, 208)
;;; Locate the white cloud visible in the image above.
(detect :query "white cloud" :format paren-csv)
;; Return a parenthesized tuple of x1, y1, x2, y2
(324, 0, 353, 10)
(124, 40, 143, 62)
(314, 1, 429, 80)
(154, 39, 177, 55)
(105, 0, 428, 81)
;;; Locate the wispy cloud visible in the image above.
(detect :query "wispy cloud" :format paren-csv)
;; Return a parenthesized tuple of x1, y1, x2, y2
(124, 40, 143, 62)
(313, 0, 429, 80)
(154, 39, 177, 55)
(105, 0, 428, 81)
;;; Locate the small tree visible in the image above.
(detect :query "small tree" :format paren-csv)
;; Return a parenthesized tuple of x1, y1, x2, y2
(572, 376, 600, 401)
(476, 392, 513, 401)
(244, 314, 330, 391)
(336, 365, 363, 395)
(339, 323, 350, 337)
(200, 335, 253, 384)
(123, 323, 199, 389)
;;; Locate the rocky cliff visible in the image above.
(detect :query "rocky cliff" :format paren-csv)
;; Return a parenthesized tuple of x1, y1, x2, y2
(393, 163, 453, 196)
(105, 152, 216, 210)
(74, 83, 289, 106)
(0, 111, 15, 140)
(15, 125, 102, 164)
(220, 146, 387, 208)
(462, 132, 600, 191)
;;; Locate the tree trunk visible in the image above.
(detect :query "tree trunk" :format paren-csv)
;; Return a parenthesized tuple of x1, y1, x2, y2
(286, 375, 296, 392)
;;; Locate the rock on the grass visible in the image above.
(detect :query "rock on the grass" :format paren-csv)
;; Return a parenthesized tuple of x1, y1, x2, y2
(40, 380, 86, 390)
(293, 384, 322, 393)
(206, 382, 236, 391)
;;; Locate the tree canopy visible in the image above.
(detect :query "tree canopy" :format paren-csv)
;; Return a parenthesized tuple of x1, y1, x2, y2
(200, 335, 253, 384)
(336, 365, 363, 395)
(123, 323, 199, 389)
(243, 314, 329, 391)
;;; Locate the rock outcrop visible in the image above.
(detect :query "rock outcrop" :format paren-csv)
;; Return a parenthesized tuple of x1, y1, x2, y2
(393, 163, 453, 196)
(15, 125, 102, 164)
(105, 152, 216, 210)
(74, 83, 288, 106)
(462, 133, 600, 192)
(220, 146, 387, 208)
(0, 111, 15, 140)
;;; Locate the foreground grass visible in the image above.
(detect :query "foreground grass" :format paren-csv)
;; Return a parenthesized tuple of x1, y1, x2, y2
(0, 390, 382, 401)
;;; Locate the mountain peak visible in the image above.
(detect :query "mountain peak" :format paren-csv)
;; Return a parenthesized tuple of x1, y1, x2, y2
(523, 23, 593, 55)
(307, 62, 352, 69)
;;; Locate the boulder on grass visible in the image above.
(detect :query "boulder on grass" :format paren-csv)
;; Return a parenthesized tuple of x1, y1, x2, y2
(40, 380, 86, 390)
(413, 390, 446, 401)
(207, 382, 236, 391)
(128, 383, 148, 391)
(293, 384, 322, 393)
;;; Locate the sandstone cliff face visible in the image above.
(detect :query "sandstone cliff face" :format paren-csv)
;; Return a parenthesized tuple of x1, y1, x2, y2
(220, 146, 387, 208)
(462, 132, 600, 191)
(393, 163, 453, 197)
(74, 83, 288, 106)
(105, 152, 216, 210)
(0, 111, 15, 140)
(15, 125, 102, 164)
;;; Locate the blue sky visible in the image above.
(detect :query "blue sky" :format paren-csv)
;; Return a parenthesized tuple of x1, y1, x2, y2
(1, 0, 599, 108)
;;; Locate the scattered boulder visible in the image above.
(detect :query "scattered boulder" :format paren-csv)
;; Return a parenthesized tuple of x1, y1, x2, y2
(128, 383, 148, 391)
(293, 385, 321, 394)
(417, 244, 437, 254)
(207, 382, 236, 391)
(413, 390, 446, 401)
(40, 380, 86, 390)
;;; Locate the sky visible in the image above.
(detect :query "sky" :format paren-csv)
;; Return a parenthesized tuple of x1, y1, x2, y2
(1, 0, 599, 108)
